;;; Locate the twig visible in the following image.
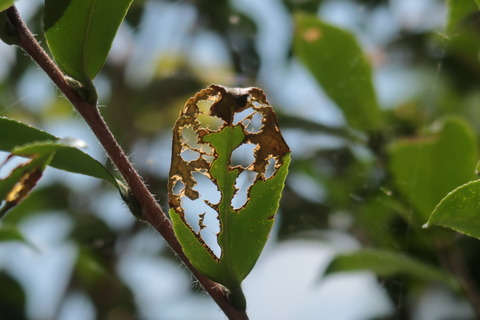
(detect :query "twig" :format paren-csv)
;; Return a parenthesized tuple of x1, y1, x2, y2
(6, 6, 248, 320)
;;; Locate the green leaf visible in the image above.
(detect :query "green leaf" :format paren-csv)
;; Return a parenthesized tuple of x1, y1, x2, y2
(293, 13, 382, 131)
(168, 85, 291, 309)
(44, 0, 133, 83)
(426, 180, 480, 239)
(325, 249, 458, 289)
(0, 9, 19, 46)
(443, 0, 480, 74)
(0, 0, 14, 12)
(389, 117, 478, 223)
(0, 225, 33, 248)
(0, 117, 120, 188)
(447, 0, 479, 32)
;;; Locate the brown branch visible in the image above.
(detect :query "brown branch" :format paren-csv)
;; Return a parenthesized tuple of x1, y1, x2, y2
(6, 6, 248, 320)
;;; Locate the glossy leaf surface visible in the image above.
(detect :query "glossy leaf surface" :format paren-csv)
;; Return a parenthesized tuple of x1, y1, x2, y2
(168, 85, 290, 309)
(294, 13, 382, 131)
(44, 0, 133, 82)
(0, 117, 119, 187)
(426, 180, 480, 239)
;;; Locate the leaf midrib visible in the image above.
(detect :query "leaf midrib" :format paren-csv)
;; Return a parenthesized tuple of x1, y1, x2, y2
(82, 0, 97, 80)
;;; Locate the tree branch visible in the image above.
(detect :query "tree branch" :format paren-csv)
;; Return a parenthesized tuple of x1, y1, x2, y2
(6, 6, 248, 320)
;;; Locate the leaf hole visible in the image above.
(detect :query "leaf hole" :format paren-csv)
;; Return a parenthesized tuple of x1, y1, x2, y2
(180, 171, 222, 258)
(242, 112, 264, 134)
(172, 178, 185, 195)
(197, 113, 224, 131)
(264, 157, 277, 179)
(192, 171, 221, 204)
(230, 143, 256, 168)
(199, 206, 222, 258)
(0, 155, 28, 180)
(200, 143, 213, 155)
(231, 170, 257, 210)
(180, 196, 206, 233)
(180, 149, 200, 162)
(181, 126, 201, 149)
(202, 154, 215, 163)
(233, 107, 255, 125)
(251, 100, 266, 108)
(197, 96, 219, 114)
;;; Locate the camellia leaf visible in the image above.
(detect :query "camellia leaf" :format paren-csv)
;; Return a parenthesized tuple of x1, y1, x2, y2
(0, 117, 120, 188)
(389, 117, 478, 224)
(168, 85, 290, 310)
(325, 249, 458, 289)
(44, 0, 133, 84)
(0, 0, 13, 12)
(426, 180, 480, 239)
(294, 13, 382, 131)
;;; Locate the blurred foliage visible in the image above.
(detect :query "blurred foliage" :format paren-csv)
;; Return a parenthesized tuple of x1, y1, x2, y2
(2, 0, 480, 319)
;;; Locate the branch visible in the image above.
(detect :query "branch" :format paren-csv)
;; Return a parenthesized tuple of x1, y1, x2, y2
(6, 6, 248, 320)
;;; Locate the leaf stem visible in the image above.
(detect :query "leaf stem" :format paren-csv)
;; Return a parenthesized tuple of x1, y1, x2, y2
(6, 6, 248, 320)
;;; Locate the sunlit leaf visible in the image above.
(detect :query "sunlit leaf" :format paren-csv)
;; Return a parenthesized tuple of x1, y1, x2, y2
(426, 180, 480, 239)
(0, 117, 120, 188)
(389, 117, 478, 223)
(168, 85, 290, 309)
(294, 13, 382, 131)
(44, 0, 133, 83)
(0, 0, 13, 12)
(325, 249, 458, 289)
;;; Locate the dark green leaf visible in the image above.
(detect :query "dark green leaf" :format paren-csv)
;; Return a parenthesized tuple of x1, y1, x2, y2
(426, 180, 480, 239)
(0, 9, 19, 45)
(0, 272, 27, 320)
(389, 117, 478, 223)
(44, 0, 133, 83)
(0, 117, 120, 188)
(325, 249, 458, 289)
(294, 13, 382, 131)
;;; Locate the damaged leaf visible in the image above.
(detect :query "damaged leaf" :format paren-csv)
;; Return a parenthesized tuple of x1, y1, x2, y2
(0, 153, 53, 217)
(168, 84, 290, 309)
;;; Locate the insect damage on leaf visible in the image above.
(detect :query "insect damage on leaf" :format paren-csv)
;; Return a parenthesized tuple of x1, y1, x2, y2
(168, 84, 290, 307)
(0, 154, 52, 217)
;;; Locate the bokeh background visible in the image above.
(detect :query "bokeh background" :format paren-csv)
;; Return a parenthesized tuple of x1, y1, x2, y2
(1, 0, 480, 319)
